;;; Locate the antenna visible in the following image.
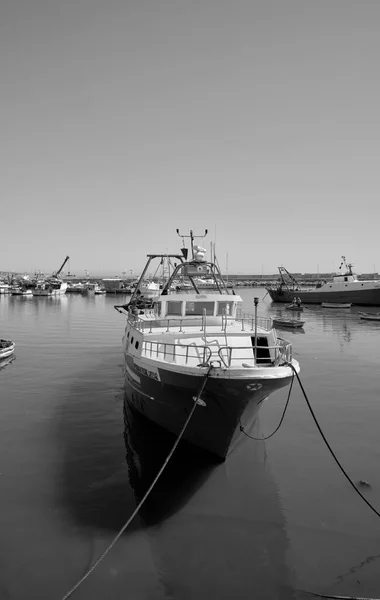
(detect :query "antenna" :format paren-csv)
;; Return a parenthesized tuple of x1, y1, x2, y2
(176, 229, 208, 260)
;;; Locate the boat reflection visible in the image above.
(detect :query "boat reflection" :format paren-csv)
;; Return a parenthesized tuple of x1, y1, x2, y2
(124, 401, 216, 526)
(0, 355, 16, 371)
(123, 400, 297, 598)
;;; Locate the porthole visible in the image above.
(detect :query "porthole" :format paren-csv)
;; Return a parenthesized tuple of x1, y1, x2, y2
(135, 341, 139, 349)
(131, 336, 134, 344)
(127, 332, 130, 339)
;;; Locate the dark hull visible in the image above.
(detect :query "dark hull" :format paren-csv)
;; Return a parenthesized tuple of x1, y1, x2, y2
(268, 287, 380, 306)
(124, 357, 291, 459)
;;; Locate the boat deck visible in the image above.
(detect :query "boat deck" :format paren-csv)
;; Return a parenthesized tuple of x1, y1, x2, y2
(125, 313, 292, 369)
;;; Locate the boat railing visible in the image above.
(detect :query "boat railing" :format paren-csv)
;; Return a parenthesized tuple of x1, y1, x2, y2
(235, 310, 273, 331)
(217, 338, 292, 368)
(130, 314, 214, 333)
(141, 338, 292, 368)
(121, 309, 273, 334)
(142, 341, 212, 366)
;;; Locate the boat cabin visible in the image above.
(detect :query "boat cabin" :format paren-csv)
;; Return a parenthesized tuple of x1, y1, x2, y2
(156, 293, 239, 320)
(331, 272, 358, 284)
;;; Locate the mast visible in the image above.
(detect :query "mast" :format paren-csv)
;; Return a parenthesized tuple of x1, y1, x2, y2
(176, 229, 208, 260)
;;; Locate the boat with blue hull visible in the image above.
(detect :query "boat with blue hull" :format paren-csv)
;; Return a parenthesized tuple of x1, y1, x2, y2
(116, 230, 299, 459)
(267, 257, 380, 306)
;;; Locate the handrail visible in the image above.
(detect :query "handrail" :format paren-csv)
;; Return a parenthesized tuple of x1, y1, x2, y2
(127, 312, 273, 333)
(141, 338, 291, 368)
(235, 310, 273, 331)
(218, 340, 292, 368)
(142, 340, 212, 366)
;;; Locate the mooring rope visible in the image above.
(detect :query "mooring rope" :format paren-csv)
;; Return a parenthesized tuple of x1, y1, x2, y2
(287, 363, 380, 521)
(60, 365, 213, 600)
(301, 591, 380, 600)
(238, 364, 380, 600)
(286, 364, 380, 600)
(239, 372, 294, 440)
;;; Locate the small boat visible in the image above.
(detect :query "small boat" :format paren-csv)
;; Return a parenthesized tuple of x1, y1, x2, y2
(10, 287, 33, 296)
(0, 339, 15, 359)
(321, 302, 351, 308)
(358, 312, 380, 321)
(273, 318, 305, 329)
(285, 304, 303, 312)
(115, 230, 300, 460)
(94, 284, 106, 294)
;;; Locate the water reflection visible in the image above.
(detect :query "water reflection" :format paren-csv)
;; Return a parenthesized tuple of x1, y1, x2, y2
(0, 355, 16, 371)
(124, 401, 298, 598)
(124, 401, 217, 525)
(56, 359, 137, 533)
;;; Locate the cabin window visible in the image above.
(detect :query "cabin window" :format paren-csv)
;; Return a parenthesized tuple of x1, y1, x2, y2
(217, 301, 234, 316)
(166, 301, 182, 316)
(344, 277, 348, 282)
(185, 301, 214, 316)
(131, 336, 134, 344)
(135, 341, 139, 349)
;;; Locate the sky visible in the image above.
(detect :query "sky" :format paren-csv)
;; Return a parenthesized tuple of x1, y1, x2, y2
(1, 0, 380, 276)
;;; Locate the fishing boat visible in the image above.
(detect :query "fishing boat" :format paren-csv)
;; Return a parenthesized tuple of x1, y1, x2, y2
(10, 287, 33, 296)
(0, 340, 15, 359)
(33, 280, 68, 296)
(321, 302, 351, 308)
(32, 256, 69, 296)
(115, 230, 299, 460)
(358, 312, 380, 321)
(267, 257, 380, 306)
(272, 318, 305, 329)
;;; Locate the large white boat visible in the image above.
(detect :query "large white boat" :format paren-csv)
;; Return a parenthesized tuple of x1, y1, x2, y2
(0, 281, 11, 294)
(33, 280, 68, 296)
(267, 257, 380, 306)
(32, 255, 69, 296)
(116, 231, 299, 459)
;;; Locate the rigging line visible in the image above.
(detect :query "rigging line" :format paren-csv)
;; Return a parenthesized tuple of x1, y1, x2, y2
(239, 373, 294, 440)
(60, 366, 214, 600)
(287, 363, 380, 520)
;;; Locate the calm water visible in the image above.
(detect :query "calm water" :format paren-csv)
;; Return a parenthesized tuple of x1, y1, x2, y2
(1, 290, 380, 599)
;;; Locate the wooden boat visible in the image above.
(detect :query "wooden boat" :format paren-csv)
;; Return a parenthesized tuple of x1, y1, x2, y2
(273, 318, 305, 329)
(321, 302, 352, 308)
(285, 304, 303, 312)
(0, 340, 15, 359)
(115, 230, 300, 460)
(358, 312, 380, 321)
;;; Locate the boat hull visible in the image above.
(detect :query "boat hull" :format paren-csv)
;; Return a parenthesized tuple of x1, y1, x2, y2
(0, 342, 15, 359)
(32, 286, 67, 296)
(273, 320, 304, 328)
(359, 312, 380, 321)
(268, 287, 380, 306)
(123, 356, 292, 459)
